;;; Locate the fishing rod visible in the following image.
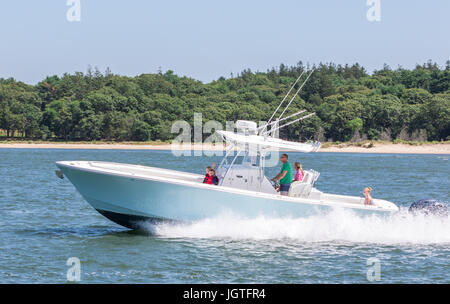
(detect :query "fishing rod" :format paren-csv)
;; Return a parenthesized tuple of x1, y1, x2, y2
(276, 69, 315, 121)
(257, 110, 307, 133)
(266, 71, 305, 125)
(263, 113, 316, 136)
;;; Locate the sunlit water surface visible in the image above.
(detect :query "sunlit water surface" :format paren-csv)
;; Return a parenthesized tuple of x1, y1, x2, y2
(0, 149, 449, 283)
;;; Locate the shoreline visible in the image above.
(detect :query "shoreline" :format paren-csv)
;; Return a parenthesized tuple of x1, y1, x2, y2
(0, 142, 449, 154)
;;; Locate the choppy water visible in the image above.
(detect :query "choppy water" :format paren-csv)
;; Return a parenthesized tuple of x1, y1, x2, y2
(0, 149, 449, 283)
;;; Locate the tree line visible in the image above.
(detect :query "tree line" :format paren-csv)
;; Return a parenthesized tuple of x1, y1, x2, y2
(0, 61, 449, 142)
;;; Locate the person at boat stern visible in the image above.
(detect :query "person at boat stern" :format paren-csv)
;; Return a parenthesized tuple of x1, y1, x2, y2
(272, 153, 292, 196)
(363, 187, 374, 205)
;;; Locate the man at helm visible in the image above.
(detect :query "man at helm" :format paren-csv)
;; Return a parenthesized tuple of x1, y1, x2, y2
(271, 153, 292, 196)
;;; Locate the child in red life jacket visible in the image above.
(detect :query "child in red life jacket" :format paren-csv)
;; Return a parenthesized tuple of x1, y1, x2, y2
(203, 168, 219, 185)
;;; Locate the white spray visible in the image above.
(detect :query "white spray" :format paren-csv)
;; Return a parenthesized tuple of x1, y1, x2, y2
(150, 208, 450, 245)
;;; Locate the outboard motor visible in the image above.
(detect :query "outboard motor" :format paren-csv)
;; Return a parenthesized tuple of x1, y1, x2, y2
(409, 199, 448, 217)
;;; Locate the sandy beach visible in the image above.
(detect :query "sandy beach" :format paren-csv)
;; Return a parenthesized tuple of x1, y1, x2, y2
(0, 142, 449, 154)
(319, 143, 450, 154)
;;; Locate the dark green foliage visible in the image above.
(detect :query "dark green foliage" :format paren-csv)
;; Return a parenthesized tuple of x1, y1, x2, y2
(0, 62, 449, 142)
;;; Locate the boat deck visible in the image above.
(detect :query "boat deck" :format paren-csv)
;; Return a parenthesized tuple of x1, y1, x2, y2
(58, 161, 204, 183)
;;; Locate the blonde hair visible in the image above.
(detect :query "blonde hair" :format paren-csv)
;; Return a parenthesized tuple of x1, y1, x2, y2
(294, 162, 304, 175)
(364, 187, 373, 192)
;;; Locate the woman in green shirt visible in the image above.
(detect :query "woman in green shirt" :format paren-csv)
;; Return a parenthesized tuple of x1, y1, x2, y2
(271, 154, 292, 196)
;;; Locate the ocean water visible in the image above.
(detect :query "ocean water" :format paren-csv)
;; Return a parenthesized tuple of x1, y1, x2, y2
(0, 148, 449, 283)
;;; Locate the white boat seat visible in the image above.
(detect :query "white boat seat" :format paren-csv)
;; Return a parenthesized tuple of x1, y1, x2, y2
(294, 170, 319, 185)
(302, 173, 310, 184)
(306, 169, 320, 185)
(288, 181, 312, 198)
(288, 169, 321, 198)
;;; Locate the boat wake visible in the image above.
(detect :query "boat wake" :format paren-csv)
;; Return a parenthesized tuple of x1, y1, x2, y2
(146, 208, 450, 245)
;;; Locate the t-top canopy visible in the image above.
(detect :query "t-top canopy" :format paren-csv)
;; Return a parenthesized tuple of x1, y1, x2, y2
(216, 130, 321, 153)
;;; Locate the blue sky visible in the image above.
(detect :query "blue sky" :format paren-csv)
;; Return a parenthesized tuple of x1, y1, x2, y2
(1, 0, 449, 84)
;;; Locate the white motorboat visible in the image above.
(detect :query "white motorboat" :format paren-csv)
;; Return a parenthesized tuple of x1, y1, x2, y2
(56, 72, 399, 229)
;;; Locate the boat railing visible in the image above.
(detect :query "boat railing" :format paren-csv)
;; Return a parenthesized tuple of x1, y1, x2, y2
(218, 146, 243, 186)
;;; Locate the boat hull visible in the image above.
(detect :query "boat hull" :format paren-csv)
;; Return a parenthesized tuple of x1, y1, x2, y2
(57, 162, 396, 229)
(96, 209, 172, 229)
